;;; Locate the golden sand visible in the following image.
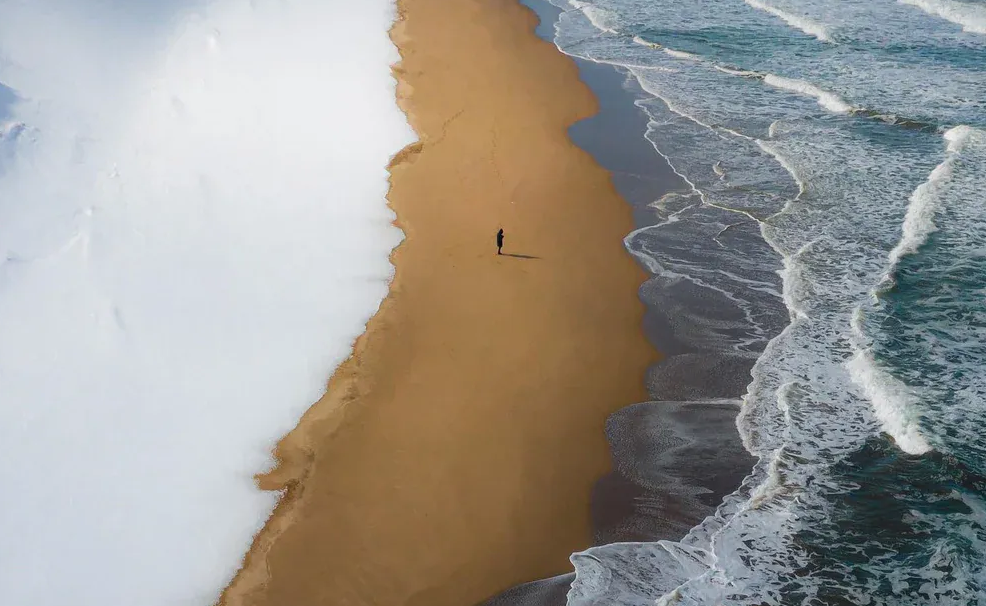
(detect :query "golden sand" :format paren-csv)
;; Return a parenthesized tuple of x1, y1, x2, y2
(220, 0, 655, 604)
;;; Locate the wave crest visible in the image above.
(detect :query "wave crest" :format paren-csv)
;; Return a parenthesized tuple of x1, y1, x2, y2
(887, 125, 984, 269)
(763, 74, 853, 113)
(744, 0, 833, 42)
(846, 347, 932, 455)
(899, 0, 986, 34)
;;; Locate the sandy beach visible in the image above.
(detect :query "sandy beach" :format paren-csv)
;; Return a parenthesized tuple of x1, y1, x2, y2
(220, 0, 654, 604)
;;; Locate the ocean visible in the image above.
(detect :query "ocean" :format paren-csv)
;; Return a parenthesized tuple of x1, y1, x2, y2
(532, 0, 986, 603)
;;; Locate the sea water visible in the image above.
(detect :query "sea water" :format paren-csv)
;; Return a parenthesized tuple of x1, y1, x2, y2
(542, 0, 986, 603)
(0, 1, 414, 604)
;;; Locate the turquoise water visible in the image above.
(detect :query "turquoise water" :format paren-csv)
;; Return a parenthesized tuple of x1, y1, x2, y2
(541, 0, 986, 603)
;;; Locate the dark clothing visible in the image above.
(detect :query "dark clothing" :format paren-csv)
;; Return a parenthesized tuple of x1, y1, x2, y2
(496, 230, 504, 254)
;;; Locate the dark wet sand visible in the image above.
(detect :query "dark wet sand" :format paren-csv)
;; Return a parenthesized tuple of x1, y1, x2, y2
(479, 2, 767, 604)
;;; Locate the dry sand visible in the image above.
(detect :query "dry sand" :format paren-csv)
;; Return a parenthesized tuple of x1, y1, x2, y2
(219, 0, 655, 604)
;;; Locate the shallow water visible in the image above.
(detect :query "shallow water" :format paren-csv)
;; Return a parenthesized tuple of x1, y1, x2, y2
(539, 0, 986, 602)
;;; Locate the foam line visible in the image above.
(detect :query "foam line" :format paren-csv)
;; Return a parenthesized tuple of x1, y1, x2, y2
(899, 0, 986, 34)
(744, 0, 833, 42)
(886, 126, 983, 271)
(762, 74, 853, 113)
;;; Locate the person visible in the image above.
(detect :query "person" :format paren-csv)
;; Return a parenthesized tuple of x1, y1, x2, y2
(496, 228, 504, 255)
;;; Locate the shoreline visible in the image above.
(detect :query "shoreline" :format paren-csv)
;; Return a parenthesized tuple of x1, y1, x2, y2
(490, 3, 986, 605)
(220, 1, 659, 605)
(521, 0, 761, 509)
(483, 1, 774, 603)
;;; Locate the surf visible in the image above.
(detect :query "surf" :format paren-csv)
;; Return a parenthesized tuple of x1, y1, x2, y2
(899, 0, 986, 34)
(744, 0, 833, 42)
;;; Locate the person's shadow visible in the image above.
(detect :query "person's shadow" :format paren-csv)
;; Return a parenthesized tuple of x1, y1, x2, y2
(501, 253, 540, 260)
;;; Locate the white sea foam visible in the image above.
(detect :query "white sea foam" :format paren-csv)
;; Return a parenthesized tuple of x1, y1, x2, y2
(756, 139, 807, 200)
(886, 158, 952, 267)
(714, 65, 760, 78)
(746, 448, 790, 508)
(539, 0, 986, 601)
(864, 125, 986, 457)
(0, 1, 415, 605)
(899, 0, 986, 34)
(631, 35, 703, 62)
(712, 161, 726, 179)
(744, 0, 833, 42)
(663, 48, 702, 61)
(848, 308, 932, 455)
(886, 126, 983, 270)
(846, 348, 932, 455)
(762, 74, 853, 113)
(626, 36, 702, 64)
(944, 123, 986, 153)
(568, 0, 621, 34)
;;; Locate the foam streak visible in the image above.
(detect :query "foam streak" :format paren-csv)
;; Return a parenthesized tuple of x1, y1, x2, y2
(899, 0, 986, 34)
(744, 0, 833, 42)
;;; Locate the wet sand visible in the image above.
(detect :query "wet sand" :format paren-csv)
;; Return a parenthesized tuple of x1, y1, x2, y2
(479, 2, 769, 604)
(219, 1, 655, 605)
